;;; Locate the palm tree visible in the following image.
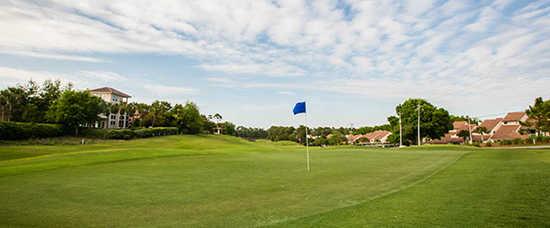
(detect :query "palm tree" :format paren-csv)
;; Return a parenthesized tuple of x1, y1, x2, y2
(213, 113, 223, 134)
(474, 126, 488, 142)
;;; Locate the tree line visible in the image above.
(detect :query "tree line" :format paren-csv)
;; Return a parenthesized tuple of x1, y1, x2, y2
(0, 80, 236, 136)
(2, 80, 547, 144)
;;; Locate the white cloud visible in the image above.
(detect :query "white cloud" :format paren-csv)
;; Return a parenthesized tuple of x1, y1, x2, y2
(0, 50, 104, 62)
(0, 0, 548, 123)
(143, 84, 197, 96)
(80, 71, 128, 82)
(200, 62, 304, 76)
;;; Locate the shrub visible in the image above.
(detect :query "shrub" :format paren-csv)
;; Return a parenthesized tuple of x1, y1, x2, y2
(81, 127, 179, 140)
(0, 121, 63, 140)
(80, 128, 110, 138)
(105, 129, 136, 140)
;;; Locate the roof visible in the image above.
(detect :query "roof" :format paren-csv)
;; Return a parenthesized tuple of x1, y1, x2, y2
(452, 121, 476, 132)
(89, 87, 131, 98)
(479, 118, 503, 132)
(348, 130, 392, 143)
(490, 125, 527, 141)
(364, 130, 392, 141)
(503, 112, 526, 122)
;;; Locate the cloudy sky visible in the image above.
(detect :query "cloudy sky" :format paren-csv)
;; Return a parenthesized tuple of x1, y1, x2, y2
(0, 0, 548, 127)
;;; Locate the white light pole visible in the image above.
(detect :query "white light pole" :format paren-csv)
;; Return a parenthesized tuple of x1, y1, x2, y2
(305, 113, 310, 172)
(399, 113, 403, 147)
(417, 104, 421, 146)
(467, 117, 473, 144)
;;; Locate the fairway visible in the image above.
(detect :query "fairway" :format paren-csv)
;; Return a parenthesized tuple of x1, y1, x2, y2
(0, 135, 549, 227)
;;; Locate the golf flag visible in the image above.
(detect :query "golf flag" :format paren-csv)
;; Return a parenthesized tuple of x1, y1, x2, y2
(293, 101, 310, 172)
(293, 102, 306, 115)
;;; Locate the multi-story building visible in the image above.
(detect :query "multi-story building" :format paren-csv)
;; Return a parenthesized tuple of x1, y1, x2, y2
(438, 112, 531, 144)
(89, 87, 131, 129)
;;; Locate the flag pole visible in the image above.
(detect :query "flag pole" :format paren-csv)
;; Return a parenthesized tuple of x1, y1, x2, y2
(305, 112, 310, 172)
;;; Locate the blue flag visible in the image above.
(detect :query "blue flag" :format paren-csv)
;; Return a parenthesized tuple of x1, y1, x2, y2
(293, 102, 306, 115)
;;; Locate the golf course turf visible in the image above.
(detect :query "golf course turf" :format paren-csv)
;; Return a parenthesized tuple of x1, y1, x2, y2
(0, 135, 549, 227)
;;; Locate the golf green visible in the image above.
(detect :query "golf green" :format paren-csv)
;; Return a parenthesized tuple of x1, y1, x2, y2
(1, 135, 548, 227)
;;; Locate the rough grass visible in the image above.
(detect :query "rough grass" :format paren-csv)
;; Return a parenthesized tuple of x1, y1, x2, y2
(0, 135, 548, 227)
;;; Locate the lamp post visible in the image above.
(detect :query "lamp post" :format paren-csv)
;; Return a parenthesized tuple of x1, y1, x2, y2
(417, 104, 422, 146)
(399, 113, 404, 147)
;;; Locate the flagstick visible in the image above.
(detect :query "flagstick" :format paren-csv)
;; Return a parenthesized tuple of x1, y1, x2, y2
(305, 112, 310, 172)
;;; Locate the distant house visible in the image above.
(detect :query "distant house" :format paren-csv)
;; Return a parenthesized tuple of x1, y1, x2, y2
(437, 121, 477, 144)
(479, 118, 504, 135)
(487, 112, 529, 142)
(502, 112, 529, 125)
(437, 112, 531, 144)
(89, 87, 131, 129)
(347, 130, 392, 145)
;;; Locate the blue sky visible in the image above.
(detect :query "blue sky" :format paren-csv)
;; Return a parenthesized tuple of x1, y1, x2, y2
(0, 0, 549, 127)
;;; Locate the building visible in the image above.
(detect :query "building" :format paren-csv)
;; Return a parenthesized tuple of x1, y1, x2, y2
(437, 112, 531, 144)
(487, 112, 529, 142)
(347, 130, 392, 145)
(438, 121, 478, 144)
(89, 87, 131, 129)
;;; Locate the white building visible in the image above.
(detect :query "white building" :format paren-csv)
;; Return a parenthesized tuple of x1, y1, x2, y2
(89, 87, 131, 129)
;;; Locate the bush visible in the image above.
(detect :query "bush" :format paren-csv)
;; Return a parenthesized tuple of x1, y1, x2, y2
(0, 121, 63, 140)
(105, 129, 136, 140)
(81, 127, 179, 140)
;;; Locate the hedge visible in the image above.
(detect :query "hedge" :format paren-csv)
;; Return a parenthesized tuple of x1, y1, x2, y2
(81, 127, 179, 140)
(0, 121, 64, 140)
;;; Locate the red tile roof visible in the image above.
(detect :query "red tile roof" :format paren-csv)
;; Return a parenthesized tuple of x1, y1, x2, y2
(348, 130, 392, 143)
(479, 118, 503, 132)
(364, 130, 392, 141)
(89, 87, 131, 98)
(490, 125, 527, 141)
(503, 112, 526, 122)
(452, 121, 476, 132)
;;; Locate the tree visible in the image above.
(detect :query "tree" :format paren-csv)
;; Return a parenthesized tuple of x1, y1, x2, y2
(525, 97, 550, 135)
(46, 90, 106, 135)
(147, 101, 172, 127)
(222, 121, 236, 135)
(295, 125, 308, 144)
(171, 102, 203, 134)
(235, 126, 267, 139)
(327, 131, 345, 145)
(450, 115, 479, 125)
(457, 130, 470, 143)
(388, 98, 452, 145)
(474, 126, 488, 142)
(0, 80, 71, 123)
(267, 126, 295, 141)
(209, 113, 223, 134)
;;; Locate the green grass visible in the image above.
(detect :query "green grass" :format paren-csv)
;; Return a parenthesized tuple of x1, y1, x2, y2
(0, 135, 548, 227)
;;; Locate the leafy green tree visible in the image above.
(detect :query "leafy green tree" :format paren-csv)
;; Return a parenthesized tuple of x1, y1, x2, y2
(267, 126, 295, 141)
(525, 97, 550, 135)
(147, 101, 172, 127)
(0, 80, 70, 122)
(388, 98, 452, 145)
(235, 126, 267, 139)
(450, 115, 479, 125)
(295, 125, 308, 144)
(457, 130, 470, 142)
(222, 121, 236, 135)
(171, 102, 203, 134)
(202, 114, 217, 134)
(474, 126, 488, 142)
(46, 90, 106, 135)
(327, 131, 345, 145)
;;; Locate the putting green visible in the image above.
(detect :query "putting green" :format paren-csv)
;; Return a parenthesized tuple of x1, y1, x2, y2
(0, 135, 548, 227)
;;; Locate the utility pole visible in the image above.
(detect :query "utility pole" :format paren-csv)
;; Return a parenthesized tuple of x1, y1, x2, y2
(399, 113, 403, 147)
(417, 104, 421, 146)
(467, 117, 473, 144)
